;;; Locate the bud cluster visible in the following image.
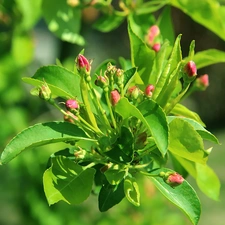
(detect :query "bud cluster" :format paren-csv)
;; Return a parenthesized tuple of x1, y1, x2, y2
(146, 25, 161, 52)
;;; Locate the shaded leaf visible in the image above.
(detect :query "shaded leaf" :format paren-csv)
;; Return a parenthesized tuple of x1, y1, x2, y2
(43, 156, 95, 205)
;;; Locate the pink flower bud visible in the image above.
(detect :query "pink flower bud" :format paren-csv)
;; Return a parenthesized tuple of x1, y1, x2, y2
(110, 89, 120, 106)
(152, 43, 161, 52)
(197, 74, 209, 88)
(95, 75, 109, 88)
(184, 61, 197, 77)
(166, 172, 184, 187)
(65, 99, 79, 110)
(127, 86, 140, 100)
(145, 84, 155, 97)
(77, 54, 91, 73)
(148, 25, 160, 45)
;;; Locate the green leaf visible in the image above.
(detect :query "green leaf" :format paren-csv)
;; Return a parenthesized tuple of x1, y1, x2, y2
(153, 34, 182, 100)
(42, 0, 84, 45)
(0, 122, 94, 164)
(168, 116, 219, 144)
(169, 0, 225, 41)
(149, 168, 201, 225)
(104, 165, 126, 185)
(115, 98, 168, 156)
(168, 118, 207, 164)
(93, 11, 125, 32)
(123, 67, 137, 91)
(98, 180, 125, 212)
(157, 6, 175, 44)
(124, 176, 140, 207)
(193, 49, 225, 69)
(23, 65, 82, 100)
(43, 156, 95, 205)
(196, 163, 220, 201)
(171, 103, 205, 126)
(128, 19, 155, 84)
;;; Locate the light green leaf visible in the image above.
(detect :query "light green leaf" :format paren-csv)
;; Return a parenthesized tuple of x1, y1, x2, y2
(193, 49, 225, 69)
(124, 176, 140, 207)
(43, 156, 95, 205)
(115, 98, 168, 156)
(171, 103, 205, 126)
(169, 0, 225, 41)
(168, 116, 219, 144)
(196, 163, 220, 201)
(42, 0, 84, 45)
(23, 65, 82, 100)
(168, 118, 207, 164)
(149, 168, 201, 225)
(0, 122, 94, 164)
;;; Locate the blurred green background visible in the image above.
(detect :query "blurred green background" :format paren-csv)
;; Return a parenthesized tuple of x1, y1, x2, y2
(0, 1, 225, 225)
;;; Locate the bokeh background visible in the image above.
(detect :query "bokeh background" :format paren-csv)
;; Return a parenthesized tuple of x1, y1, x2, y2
(0, 1, 225, 225)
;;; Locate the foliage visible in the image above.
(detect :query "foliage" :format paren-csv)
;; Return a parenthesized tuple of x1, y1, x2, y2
(1, 0, 225, 224)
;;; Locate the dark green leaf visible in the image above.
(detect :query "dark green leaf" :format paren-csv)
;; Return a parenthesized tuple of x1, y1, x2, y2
(98, 180, 125, 212)
(42, 0, 84, 45)
(0, 122, 94, 164)
(115, 98, 168, 156)
(104, 166, 126, 185)
(123, 67, 137, 91)
(149, 168, 201, 225)
(168, 118, 207, 164)
(43, 156, 95, 205)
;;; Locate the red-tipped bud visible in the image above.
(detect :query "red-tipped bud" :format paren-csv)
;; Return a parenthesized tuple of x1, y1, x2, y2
(152, 43, 161, 52)
(148, 25, 160, 45)
(196, 74, 209, 90)
(110, 89, 120, 106)
(145, 84, 155, 97)
(127, 86, 141, 100)
(65, 99, 79, 110)
(184, 61, 197, 77)
(77, 54, 91, 73)
(64, 111, 78, 123)
(166, 172, 184, 187)
(95, 75, 109, 88)
(39, 83, 51, 101)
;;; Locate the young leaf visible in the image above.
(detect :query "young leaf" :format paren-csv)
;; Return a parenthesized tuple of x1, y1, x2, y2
(149, 168, 201, 225)
(0, 122, 95, 164)
(104, 166, 126, 185)
(23, 65, 82, 100)
(115, 98, 168, 156)
(98, 180, 125, 212)
(168, 118, 207, 164)
(123, 67, 137, 91)
(43, 156, 95, 205)
(124, 176, 140, 207)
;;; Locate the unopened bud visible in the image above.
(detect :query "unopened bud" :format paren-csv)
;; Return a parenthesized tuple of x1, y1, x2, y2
(144, 84, 155, 97)
(152, 43, 161, 52)
(110, 89, 120, 106)
(148, 25, 160, 46)
(64, 111, 79, 123)
(195, 74, 209, 90)
(165, 172, 184, 187)
(127, 86, 141, 100)
(77, 54, 91, 73)
(39, 83, 51, 101)
(95, 75, 109, 88)
(184, 61, 197, 77)
(65, 99, 79, 110)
